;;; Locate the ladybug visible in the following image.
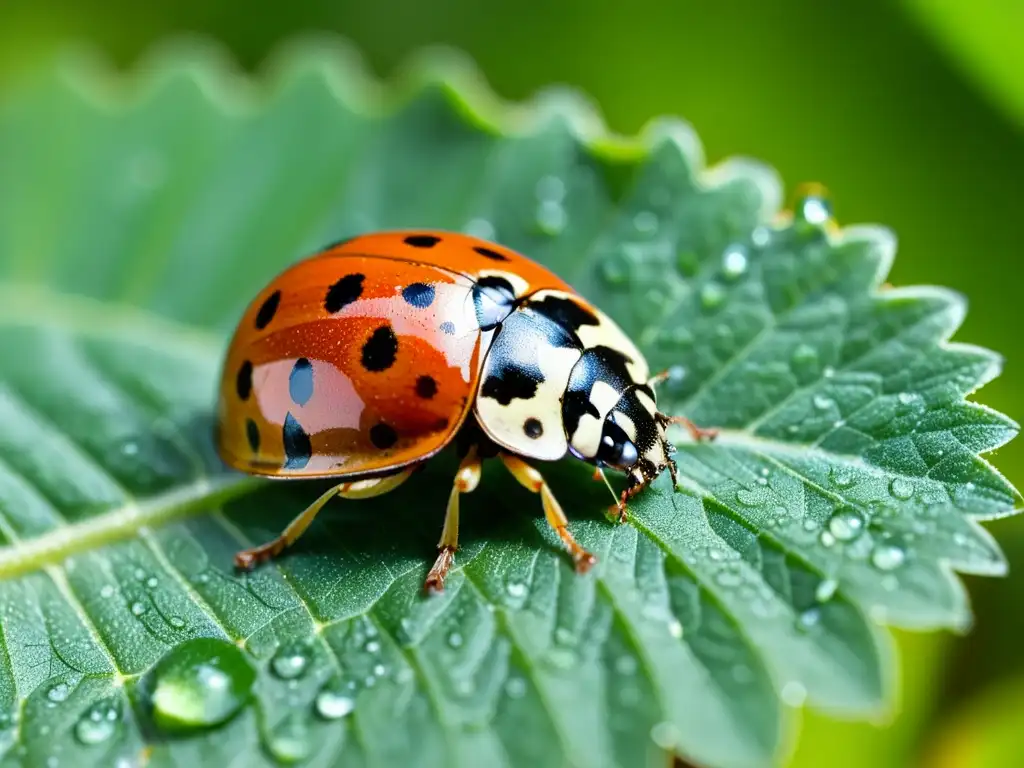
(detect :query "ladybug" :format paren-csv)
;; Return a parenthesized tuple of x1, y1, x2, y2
(215, 231, 716, 593)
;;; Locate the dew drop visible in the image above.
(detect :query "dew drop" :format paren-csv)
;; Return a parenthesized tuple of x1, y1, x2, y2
(600, 256, 628, 285)
(795, 191, 832, 226)
(373, 663, 386, 677)
(535, 175, 565, 201)
(145, 577, 158, 589)
(830, 467, 855, 489)
(798, 608, 821, 629)
(700, 282, 726, 310)
(823, 366, 836, 378)
(751, 226, 772, 247)
(131, 602, 147, 617)
(364, 640, 380, 655)
(615, 655, 638, 675)
(897, 392, 917, 405)
(535, 201, 566, 235)
(791, 343, 818, 366)
(668, 620, 684, 639)
(633, 210, 657, 233)
(46, 682, 70, 703)
(781, 681, 808, 707)
(506, 581, 527, 599)
(121, 441, 139, 457)
(735, 489, 761, 507)
(463, 218, 495, 240)
(168, 616, 185, 629)
(46, 756, 58, 768)
(315, 686, 355, 720)
(73, 699, 120, 745)
(650, 721, 680, 749)
(144, 637, 256, 733)
(504, 677, 527, 699)
(447, 631, 464, 649)
(271, 643, 310, 680)
(100, 585, 115, 599)
(819, 531, 835, 547)
(134, 568, 146, 581)
(828, 507, 865, 541)
(871, 544, 906, 571)
(659, 326, 693, 348)
(889, 478, 914, 500)
(815, 578, 839, 603)
(813, 395, 834, 410)
(721, 246, 748, 279)
(268, 713, 311, 764)
(714, 569, 744, 588)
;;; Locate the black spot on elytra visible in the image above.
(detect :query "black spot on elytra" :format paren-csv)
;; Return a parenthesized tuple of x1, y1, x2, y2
(402, 282, 435, 308)
(236, 361, 253, 401)
(524, 418, 543, 438)
(529, 294, 599, 331)
(480, 365, 543, 406)
(362, 325, 398, 371)
(473, 246, 509, 261)
(404, 234, 441, 248)
(246, 419, 260, 453)
(440, 321, 456, 335)
(325, 273, 365, 313)
(283, 412, 312, 470)
(369, 422, 398, 449)
(255, 290, 281, 330)
(289, 357, 314, 406)
(562, 390, 601, 438)
(416, 375, 437, 399)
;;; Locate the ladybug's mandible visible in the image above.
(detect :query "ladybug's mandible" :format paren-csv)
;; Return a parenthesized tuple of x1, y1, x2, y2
(215, 231, 716, 593)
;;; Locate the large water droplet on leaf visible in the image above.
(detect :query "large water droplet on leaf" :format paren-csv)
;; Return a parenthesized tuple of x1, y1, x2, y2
(815, 578, 839, 603)
(700, 282, 726, 310)
(46, 682, 70, 704)
(828, 507, 865, 541)
(144, 637, 256, 734)
(793, 186, 833, 226)
(271, 643, 310, 680)
(889, 478, 914, 500)
(315, 682, 355, 721)
(74, 699, 120, 745)
(721, 246, 748, 280)
(269, 713, 311, 764)
(871, 543, 907, 571)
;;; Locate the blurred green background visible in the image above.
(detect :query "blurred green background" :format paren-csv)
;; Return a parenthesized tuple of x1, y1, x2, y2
(1, 0, 1022, 765)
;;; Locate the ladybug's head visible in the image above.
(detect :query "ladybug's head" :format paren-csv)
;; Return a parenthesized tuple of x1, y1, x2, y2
(591, 384, 676, 490)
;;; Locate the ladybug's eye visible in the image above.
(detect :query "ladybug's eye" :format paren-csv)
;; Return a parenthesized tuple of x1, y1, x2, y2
(596, 419, 639, 469)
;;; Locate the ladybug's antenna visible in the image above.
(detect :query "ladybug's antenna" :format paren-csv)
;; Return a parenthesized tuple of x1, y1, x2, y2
(593, 466, 620, 506)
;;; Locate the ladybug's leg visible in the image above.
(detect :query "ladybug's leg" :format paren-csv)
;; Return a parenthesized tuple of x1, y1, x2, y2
(499, 453, 596, 573)
(654, 411, 719, 442)
(424, 447, 481, 595)
(233, 468, 415, 570)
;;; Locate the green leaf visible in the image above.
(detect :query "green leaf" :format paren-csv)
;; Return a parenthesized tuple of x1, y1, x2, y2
(0, 38, 1018, 768)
